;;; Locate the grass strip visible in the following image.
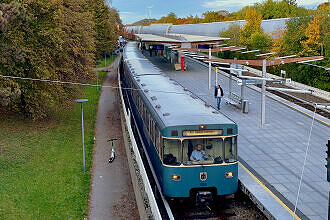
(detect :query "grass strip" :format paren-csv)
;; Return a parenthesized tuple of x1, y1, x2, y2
(0, 57, 114, 219)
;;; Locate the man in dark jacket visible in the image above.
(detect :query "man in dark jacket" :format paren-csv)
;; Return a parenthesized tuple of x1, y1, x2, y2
(214, 84, 224, 110)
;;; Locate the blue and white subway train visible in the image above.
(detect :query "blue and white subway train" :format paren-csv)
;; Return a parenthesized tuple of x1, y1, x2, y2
(119, 42, 238, 204)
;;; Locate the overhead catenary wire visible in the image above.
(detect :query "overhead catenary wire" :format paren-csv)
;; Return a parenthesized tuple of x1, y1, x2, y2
(0, 74, 208, 96)
(1, 74, 328, 111)
(292, 105, 317, 220)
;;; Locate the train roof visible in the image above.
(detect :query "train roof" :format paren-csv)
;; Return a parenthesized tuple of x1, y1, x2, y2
(123, 42, 235, 128)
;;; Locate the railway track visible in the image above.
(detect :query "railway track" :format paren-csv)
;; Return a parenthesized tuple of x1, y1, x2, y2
(169, 189, 267, 220)
(242, 72, 330, 120)
(187, 53, 329, 120)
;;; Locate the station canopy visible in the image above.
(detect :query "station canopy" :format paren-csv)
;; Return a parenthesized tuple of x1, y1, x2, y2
(135, 33, 228, 46)
(135, 34, 181, 44)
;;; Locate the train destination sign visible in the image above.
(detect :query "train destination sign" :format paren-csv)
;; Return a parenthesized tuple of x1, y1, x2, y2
(183, 129, 223, 137)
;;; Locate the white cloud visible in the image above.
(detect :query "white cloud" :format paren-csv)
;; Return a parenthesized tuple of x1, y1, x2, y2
(120, 11, 134, 14)
(202, 0, 324, 9)
(296, 0, 324, 6)
(119, 12, 146, 24)
(202, 0, 258, 9)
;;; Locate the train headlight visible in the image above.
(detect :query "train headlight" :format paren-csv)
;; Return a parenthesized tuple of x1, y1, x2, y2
(172, 174, 181, 181)
(225, 172, 233, 178)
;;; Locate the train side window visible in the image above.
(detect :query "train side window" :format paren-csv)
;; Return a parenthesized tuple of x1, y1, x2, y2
(142, 105, 145, 122)
(133, 89, 136, 101)
(144, 109, 148, 128)
(150, 120, 153, 141)
(147, 113, 150, 132)
(139, 101, 142, 116)
(155, 127, 159, 153)
(163, 139, 181, 166)
(149, 119, 152, 139)
(142, 103, 145, 121)
(224, 136, 237, 163)
(137, 97, 140, 113)
(150, 120, 155, 144)
(159, 136, 163, 158)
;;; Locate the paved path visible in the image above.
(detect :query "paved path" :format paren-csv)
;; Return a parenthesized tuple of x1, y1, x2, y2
(88, 58, 139, 220)
(147, 54, 330, 220)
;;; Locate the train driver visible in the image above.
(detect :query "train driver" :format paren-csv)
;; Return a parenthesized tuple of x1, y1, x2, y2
(190, 144, 208, 161)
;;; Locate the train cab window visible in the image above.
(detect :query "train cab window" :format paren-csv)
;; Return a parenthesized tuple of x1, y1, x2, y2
(163, 139, 181, 166)
(224, 136, 237, 163)
(182, 138, 223, 165)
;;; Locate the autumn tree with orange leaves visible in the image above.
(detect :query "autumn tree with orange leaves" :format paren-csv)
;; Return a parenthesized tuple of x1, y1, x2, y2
(300, 16, 322, 56)
(240, 9, 263, 46)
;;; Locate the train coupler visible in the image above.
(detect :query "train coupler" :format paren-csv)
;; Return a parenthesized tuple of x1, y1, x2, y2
(195, 191, 213, 207)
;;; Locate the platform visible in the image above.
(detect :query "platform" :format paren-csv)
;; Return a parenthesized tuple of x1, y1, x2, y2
(146, 53, 330, 220)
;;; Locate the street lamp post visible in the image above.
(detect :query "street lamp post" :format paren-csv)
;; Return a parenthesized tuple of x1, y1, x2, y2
(96, 71, 99, 95)
(208, 46, 212, 90)
(261, 59, 266, 126)
(215, 67, 218, 86)
(75, 99, 88, 172)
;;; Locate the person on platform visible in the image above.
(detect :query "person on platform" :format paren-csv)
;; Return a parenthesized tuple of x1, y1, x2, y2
(149, 45, 153, 57)
(190, 144, 208, 161)
(214, 84, 224, 110)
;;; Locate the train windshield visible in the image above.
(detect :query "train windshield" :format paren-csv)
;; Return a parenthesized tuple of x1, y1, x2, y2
(183, 138, 223, 165)
(162, 137, 237, 166)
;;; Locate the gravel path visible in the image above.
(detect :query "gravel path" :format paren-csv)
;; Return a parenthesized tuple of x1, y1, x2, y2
(88, 58, 139, 220)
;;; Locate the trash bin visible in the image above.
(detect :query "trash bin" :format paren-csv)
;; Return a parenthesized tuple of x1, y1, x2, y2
(242, 100, 249, 113)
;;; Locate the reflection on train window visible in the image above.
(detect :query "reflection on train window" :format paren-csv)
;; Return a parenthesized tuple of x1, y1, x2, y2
(224, 136, 237, 163)
(182, 138, 223, 165)
(163, 139, 181, 166)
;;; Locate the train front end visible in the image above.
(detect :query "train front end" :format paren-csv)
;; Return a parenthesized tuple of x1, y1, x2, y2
(160, 124, 238, 205)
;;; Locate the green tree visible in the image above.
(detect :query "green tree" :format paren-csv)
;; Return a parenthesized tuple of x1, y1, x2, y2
(202, 11, 224, 23)
(219, 24, 241, 46)
(240, 9, 263, 47)
(157, 12, 177, 24)
(229, 6, 255, 20)
(316, 3, 330, 57)
(89, 0, 121, 59)
(250, 32, 273, 51)
(0, 0, 121, 119)
(300, 16, 322, 56)
(281, 17, 310, 54)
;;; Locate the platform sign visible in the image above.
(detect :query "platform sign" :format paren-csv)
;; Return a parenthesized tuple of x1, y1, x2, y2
(230, 63, 244, 76)
(264, 78, 292, 85)
(237, 79, 263, 86)
(198, 44, 210, 49)
(155, 45, 164, 50)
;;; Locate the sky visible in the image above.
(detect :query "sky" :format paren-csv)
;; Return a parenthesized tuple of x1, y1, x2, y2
(111, 0, 326, 24)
